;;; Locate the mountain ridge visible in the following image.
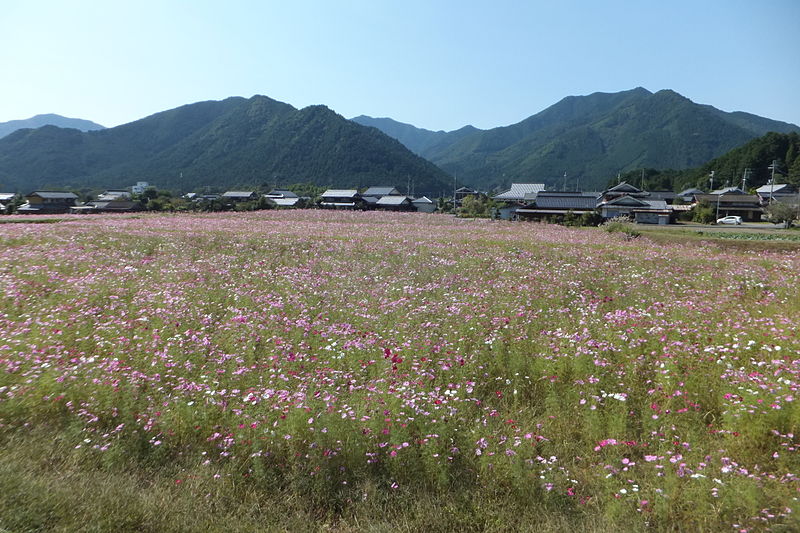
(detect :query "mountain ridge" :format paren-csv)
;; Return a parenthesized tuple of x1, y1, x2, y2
(0, 113, 105, 139)
(352, 88, 799, 191)
(0, 96, 454, 195)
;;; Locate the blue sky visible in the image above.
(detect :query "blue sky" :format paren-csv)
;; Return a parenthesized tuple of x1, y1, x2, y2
(1, 0, 798, 131)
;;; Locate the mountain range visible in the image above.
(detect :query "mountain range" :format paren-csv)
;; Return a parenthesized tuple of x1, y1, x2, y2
(353, 88, 799, 191)
(1, 89, 798, 195)
(0, 114, 104, 139)
(0, 97, 452, 195)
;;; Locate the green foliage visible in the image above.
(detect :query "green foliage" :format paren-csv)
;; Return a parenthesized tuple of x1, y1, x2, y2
(458, 194, 493, 218)
(674, 132, 800, 192)
(692, 201, 716, 224)
(602, 216, 640, 238)
(764, 201, 798, 228)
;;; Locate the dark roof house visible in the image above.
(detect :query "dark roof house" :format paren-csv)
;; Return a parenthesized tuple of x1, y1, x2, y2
(756, 183, 798, 203)
(515, 192, 600, 219)
(693, 193, 763, 221)
(601, 182, 649, 201)
(17, 191, 79, 214)
(221, 191, 258, 202)
(320, 189, 363, 209)
(375, 195, 413, 210)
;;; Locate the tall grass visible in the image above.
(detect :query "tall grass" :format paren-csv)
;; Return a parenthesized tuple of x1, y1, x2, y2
(1, 211, 798, 531)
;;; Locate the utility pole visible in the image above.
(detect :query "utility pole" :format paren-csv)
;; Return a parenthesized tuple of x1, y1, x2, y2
(768, 160, 778, 203)
(562, 171, 567, 191)
(741, 168, 750, 192)
(709, 171, 715, 192)
(453, 173, 457, 213)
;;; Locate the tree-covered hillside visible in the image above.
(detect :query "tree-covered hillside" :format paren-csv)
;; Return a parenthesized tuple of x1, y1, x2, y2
(622, 132, 800, 192)
(355, 88, 799, 191)
(0, 96, 454, 196)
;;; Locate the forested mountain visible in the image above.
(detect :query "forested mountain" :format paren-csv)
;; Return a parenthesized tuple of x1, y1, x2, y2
(617, 132, 800, 193)
(353, 88, 800, 191)
(0, 96, 453, 195)
(0, 114, 104, 139)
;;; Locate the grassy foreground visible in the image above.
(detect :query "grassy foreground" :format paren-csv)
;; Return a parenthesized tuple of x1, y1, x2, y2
(1, 211, 799, 532)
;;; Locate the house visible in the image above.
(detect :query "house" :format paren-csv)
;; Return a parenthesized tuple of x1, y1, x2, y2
(693, 193, 763, 222)
(492, 183, 547, 219)
(412, 196, 436, 213)
(515, 192, 600, 220)
(711, 187, 745, 195)
(221, 191, 258, 203)
(70, 199, 140, 214)
(17, 191, 79, 214)
(360, 186, 402, 209)
(375, 195, 413, 211)
(632, 205, 672, 225)
(756, 183, 798, 204)
(454, 187, 479, 205)
(97, 190, 131, 201)
(320, 189, 363, 209)
(264, 189, 303, 208)
(598, 195, 669, 219)
(601, 182, 650, 202)
(677, 188, 704, 203)
(0, 192, 17, 212)
(647, 191, 678, 204)
(265, 189, 299, 199)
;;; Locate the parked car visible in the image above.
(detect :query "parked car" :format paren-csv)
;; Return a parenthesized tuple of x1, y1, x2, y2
(716, 215, 742, 225)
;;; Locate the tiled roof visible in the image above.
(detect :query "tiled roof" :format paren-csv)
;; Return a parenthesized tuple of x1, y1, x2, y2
(606, 181, 643, 194)
(363, 186, 400, 197)
(535, 193, 599, 210)
(493, 183, 546, 200)
(756, 184, 795, 195)
(30, 191, 78, 199)
(376, 195, 411, 206)
(694, 194, 761, 205)
(321, 189, 359, 198)
(710, 187, 745, 195)
(267, 189, 299, 198)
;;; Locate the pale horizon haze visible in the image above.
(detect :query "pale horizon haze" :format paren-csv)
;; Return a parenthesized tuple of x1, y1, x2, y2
(1, 0, 798, 132)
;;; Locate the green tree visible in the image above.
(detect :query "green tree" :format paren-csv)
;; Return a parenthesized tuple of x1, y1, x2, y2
(692, 201, 715, 224)
(764, 201, 797, 228)
(459, 195, 492, 218)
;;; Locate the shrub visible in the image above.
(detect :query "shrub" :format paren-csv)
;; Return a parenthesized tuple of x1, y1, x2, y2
(602, 216, 640, 239)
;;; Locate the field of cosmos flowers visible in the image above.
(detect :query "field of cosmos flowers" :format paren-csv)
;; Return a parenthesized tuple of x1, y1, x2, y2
(1, 210, 799, 531)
